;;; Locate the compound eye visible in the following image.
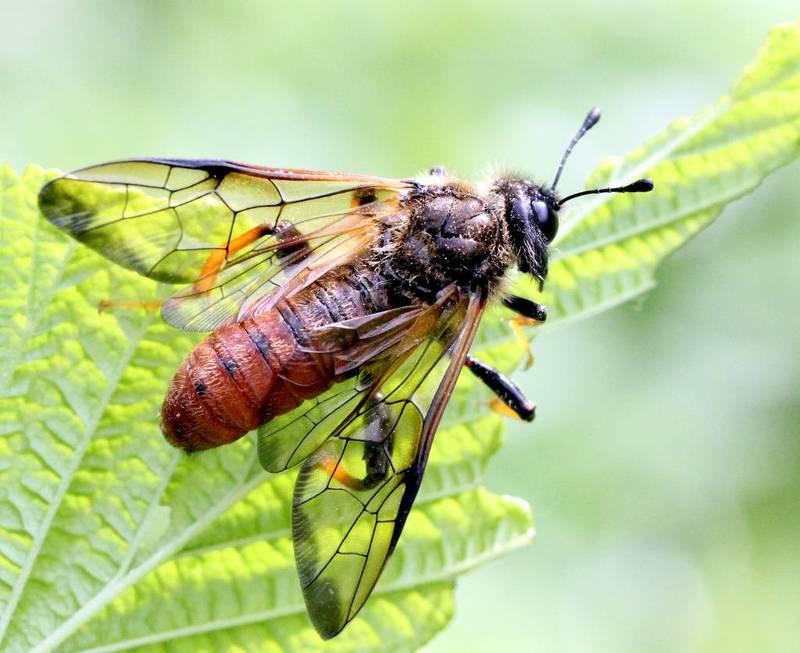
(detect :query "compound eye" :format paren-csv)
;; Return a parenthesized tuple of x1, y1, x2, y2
(531, 200, 548, 225)
(531, 200, 558, 242)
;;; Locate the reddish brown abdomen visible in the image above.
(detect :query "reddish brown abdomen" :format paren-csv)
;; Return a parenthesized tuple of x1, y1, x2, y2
(161, 276, 385, 452)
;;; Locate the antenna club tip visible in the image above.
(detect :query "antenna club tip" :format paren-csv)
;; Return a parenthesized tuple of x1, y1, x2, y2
(553, 107, 603, 190)
(629, 178, 655, 192)
(585, 107, 601, 127)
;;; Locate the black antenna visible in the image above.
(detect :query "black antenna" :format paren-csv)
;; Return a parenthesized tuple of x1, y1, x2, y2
(552, 107, 602, 190)
(555, 178, 654, 208)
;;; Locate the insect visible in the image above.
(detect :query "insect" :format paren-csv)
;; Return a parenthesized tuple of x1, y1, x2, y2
(38, 108, 653, 638)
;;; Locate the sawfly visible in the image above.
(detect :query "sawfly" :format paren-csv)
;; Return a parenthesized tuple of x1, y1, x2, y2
(39, 108, 653, 638)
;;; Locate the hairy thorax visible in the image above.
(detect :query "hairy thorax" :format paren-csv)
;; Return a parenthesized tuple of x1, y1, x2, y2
(381, 182, 511, 301)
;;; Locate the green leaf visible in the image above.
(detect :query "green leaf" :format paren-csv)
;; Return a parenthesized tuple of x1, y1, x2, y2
(0, 165, 530, 653)
(1, 18, 799, 653)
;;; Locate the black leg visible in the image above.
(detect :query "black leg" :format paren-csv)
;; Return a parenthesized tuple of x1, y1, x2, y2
(503, 294, 547, 322)
(322, 397, 396, 491)
(465, 355, 536, 422)
(360, 396, 394, 490)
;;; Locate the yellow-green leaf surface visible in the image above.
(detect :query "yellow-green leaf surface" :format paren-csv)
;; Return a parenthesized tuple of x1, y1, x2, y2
(1, 19, 799, 653)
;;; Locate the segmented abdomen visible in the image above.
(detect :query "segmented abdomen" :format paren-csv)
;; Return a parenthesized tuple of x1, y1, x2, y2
(161, 273, 386, 452)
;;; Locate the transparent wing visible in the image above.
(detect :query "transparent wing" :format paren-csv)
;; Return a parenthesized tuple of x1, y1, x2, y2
(39, 158, 408, 330)
(257, 293, 454, 473)
(278, 290, 486, 638)
(160, 211, 386, 332)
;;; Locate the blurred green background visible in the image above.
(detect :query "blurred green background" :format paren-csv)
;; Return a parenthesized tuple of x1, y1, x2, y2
(2, 2, 798, 652)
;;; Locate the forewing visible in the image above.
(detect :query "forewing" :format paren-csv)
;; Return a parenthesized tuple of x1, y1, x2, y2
(39, 158, 408, 330)
(289, 291, 486, 638)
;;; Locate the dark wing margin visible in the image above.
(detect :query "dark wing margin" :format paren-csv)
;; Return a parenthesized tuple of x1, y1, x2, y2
(282, 289, 486, 639)
(38, 158, 408, 331)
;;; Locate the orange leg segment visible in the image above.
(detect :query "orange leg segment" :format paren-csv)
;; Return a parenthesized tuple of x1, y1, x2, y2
(502, 295, 547, 370)
(510, 316, 541, 370)
(319, 455, 365, 491)
(489, 398, 526, 420)
(194, 224, 273, 293)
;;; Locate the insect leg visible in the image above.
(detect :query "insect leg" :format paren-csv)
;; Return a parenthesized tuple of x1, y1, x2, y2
(360, 395, 394, 489)
(318, 395, 394, 491)
(97, 299, 163, 313)
(194, 221, 311, 292)
(503, 295, 547, 322)
(465, 354, 535, 422)
(502, 295, 547, 369)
